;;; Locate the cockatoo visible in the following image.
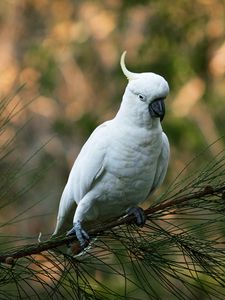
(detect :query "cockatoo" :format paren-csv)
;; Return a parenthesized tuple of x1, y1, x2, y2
(53, 51, 170, 248)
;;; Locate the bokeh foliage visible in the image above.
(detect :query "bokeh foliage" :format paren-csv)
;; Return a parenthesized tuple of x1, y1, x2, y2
(0, 0, 225, 298)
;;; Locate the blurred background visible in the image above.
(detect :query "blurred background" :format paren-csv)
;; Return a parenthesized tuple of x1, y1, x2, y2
(0, 0, 225, 243)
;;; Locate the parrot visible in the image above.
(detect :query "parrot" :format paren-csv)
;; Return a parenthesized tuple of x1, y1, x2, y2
(52, 51, 170, 248)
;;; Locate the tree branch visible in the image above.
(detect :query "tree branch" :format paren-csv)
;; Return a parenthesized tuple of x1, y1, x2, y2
(1, 184, 225, 265)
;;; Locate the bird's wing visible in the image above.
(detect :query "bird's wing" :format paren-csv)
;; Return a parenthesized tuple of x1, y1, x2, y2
(70, 121, 110, 202)
(148, 132, 170, 196)
(53, 121, 109, 236)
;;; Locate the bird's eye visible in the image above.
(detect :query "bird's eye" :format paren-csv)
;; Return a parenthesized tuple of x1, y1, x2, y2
(138, 94, 146, 102)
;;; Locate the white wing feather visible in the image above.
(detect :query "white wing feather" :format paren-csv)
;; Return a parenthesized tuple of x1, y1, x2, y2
(69, 122, 110, 202)
(149, 132, 170, 195)
(53, 121, 109, 235)
(53, 125, 169, 236)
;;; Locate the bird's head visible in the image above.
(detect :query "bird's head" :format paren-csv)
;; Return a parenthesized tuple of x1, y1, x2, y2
(120, 51, 169, 124)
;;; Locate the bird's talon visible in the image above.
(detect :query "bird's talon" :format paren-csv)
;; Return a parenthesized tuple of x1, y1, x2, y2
(66, 227, 76, 237)
(67, 221, 90, 249)
(127, 207, 146, 227)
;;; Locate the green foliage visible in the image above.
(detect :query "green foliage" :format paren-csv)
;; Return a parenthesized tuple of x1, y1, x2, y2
(0, 1, 225, 299)
(1, 134, 225, 299)
(25, 45, 57, 95)
(75, 113, 99, 139)
(165, 117, 205, 152)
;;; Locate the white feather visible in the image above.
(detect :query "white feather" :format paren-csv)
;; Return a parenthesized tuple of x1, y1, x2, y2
(53, 60, 170, 237)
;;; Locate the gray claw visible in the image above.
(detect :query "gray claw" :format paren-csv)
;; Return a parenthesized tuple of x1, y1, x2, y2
(127, 207, 146, 226)
(67, 220, 90, 248)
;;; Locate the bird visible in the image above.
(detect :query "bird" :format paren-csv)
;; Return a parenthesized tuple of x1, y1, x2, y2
(52, 51, 170, 249)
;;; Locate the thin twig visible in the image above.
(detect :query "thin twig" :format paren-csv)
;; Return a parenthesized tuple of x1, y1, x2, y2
(1, 184, 225, 264)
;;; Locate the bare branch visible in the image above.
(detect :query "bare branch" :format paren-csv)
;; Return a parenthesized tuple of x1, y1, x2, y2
(1, 184, 225, 264)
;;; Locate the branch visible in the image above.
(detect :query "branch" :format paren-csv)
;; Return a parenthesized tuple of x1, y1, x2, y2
(1, 184, 225, 265)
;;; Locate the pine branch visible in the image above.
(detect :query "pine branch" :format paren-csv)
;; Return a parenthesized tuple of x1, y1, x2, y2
(2, 82, 225, 299)
(1, 183, 225, 265)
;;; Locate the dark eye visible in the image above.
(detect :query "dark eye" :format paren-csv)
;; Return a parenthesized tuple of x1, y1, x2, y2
(138, 94, 146, 102)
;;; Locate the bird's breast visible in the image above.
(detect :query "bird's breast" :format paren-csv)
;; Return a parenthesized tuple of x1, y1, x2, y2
(102, 126, 162, 204)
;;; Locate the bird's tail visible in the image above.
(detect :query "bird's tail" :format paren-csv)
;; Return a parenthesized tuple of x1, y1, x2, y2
(53, 184, 77, 236)
(51, 184, 77, 255)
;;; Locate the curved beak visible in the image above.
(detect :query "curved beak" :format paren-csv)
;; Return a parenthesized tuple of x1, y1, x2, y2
(148, 98, 165, 121)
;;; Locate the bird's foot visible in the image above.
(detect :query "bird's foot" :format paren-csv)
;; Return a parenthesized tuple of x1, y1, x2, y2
(127, 207, 146, 227)
(67, 220, 90, 249)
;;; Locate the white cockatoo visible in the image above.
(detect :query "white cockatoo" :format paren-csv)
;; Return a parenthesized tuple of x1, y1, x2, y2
(53, 52, 170, 247)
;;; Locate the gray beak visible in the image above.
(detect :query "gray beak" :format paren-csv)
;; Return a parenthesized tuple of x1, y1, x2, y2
(148, 98, 165, 121)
